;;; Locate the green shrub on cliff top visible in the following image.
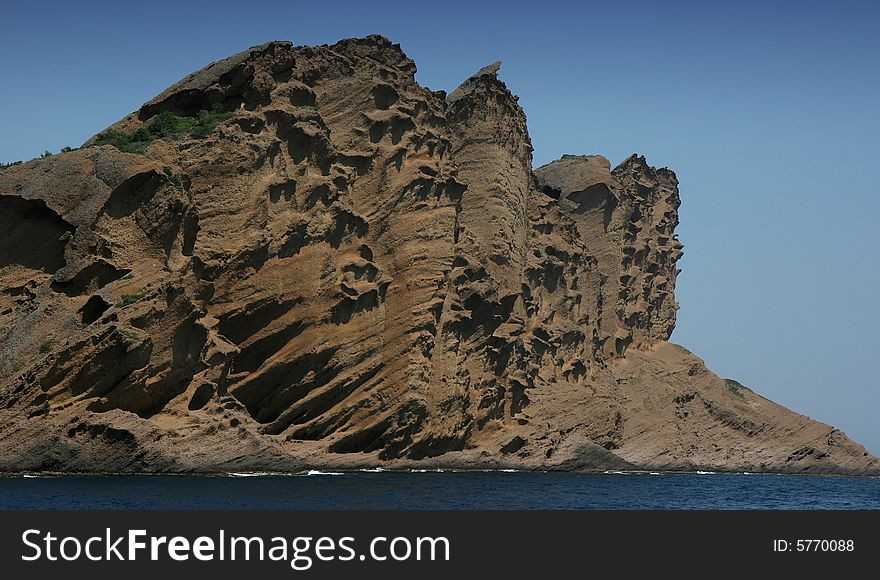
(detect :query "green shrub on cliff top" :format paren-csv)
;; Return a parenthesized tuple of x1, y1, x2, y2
(93, 104, 232, 154)
(724, 378, 752, 400)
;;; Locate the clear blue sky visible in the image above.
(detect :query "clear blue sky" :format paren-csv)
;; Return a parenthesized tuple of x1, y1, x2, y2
(2, 0, 878, 453)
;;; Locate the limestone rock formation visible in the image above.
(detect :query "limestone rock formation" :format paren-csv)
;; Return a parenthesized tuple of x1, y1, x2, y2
(0, 36, 876, 474)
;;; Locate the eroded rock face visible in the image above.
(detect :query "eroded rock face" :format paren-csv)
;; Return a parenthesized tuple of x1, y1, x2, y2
(1, 36, 877, 475)
(535, 153, 683, 356)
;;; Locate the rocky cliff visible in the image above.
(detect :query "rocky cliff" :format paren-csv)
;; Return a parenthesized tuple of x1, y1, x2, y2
(1, 36, 876, 474)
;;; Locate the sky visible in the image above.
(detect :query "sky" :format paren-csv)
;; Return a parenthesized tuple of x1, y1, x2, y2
(2, 0, 878, 454)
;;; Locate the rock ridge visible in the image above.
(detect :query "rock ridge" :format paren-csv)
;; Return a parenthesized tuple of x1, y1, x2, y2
(0, 36, 876, 475)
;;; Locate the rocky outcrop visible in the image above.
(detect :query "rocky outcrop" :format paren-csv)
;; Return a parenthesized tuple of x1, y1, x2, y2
(535, 153, 683, 356)
(0, 36, 876, 475)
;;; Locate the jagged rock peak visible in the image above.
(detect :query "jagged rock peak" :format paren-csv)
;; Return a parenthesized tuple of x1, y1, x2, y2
(446, 61, 502, 103)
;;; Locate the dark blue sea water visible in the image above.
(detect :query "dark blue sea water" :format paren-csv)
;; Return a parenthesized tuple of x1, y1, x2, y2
(0, 472, 877, 509)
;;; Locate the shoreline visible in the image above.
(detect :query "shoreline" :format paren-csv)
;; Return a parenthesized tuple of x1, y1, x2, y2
(2, 468, 878, 479)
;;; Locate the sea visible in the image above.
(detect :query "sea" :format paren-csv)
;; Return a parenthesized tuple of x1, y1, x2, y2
(1, 471, 878, 509)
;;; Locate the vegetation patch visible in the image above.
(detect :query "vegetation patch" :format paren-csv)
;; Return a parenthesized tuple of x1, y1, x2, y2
(92, 104, 233, 154)
(163, 166, 184, 192)
(724, 378, 752, 400)
(38, 340, 55, 354)
(118, 292, 145, 308)
(2, 146, 78, 169)
(119, 329, 140, 342)
(2, 105, 229, 168)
